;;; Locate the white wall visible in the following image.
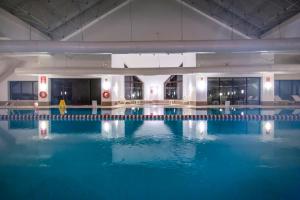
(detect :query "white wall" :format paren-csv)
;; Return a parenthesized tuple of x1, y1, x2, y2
(112, 53, 196, 68)
(197, 53, 274, 67)
(111, 75, 125, 102)
(138, 75, 169, 101)
(38, 54, 111, 68)
(275, 73, 300, 80)
(0, 74, 38, 101)
(111, 53, 197, 101)
(183, 74, 196, 101)
(68, 0, 244, 41)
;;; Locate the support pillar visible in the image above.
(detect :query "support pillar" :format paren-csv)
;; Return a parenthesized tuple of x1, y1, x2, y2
(261, 73, 275, 105)
(183, 74, 196, 105)
(196, 75, 207, 106)
(38, 75, 50, 106)
(101, 75, 113, 106)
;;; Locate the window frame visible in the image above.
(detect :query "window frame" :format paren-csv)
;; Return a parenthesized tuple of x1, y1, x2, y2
(124, 76, 144, 100)
(9, 81, 38, 100)
(164, 75, 183, 100)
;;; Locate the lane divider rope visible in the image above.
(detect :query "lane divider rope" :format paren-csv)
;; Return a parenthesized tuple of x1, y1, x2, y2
(1, 114, 300, 121)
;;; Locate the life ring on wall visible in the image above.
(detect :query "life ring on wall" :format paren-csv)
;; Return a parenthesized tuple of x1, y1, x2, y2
(102, 91, 110, 99)
(39, 91, 48, 98)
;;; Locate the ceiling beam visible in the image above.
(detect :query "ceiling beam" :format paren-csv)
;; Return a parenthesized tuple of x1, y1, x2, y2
(46, 0, 101, 32)
(180, 0, 261, 38)
(49, 0, 129, 41)
(210, 0, 263, 29)
(15, 64, 300, 76)
(1, 38, 300, 53)
(0, 7, 51, 40)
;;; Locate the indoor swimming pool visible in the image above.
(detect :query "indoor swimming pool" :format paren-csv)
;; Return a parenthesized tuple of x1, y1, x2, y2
(0, 118, 300, 199)
(2, 107, 300, 116)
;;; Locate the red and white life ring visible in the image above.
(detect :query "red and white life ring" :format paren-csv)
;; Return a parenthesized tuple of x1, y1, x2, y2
(102, 91, 110, 99)
(39, 91, 48, 98)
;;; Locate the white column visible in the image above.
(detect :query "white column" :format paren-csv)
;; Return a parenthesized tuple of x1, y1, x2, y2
(111, 75, 125, 103)
(139, 75, 168, 101)
(38, 75, 50, 105)
(101, 75, 112, 106)
(261, 73, 275, 105)
(183, 74, 196, 104)
(196, 75, 207, 105)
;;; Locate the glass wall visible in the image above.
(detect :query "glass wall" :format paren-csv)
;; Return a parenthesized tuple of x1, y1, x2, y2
(247, 78, 261, 104)
(164, 75, 183, 100)
(9, 81, 38, 100)
(51, 79, 101, 105)
(275, 80, 300, 100)
(124, 76, 143, 100)
(207, 77, 260, 105)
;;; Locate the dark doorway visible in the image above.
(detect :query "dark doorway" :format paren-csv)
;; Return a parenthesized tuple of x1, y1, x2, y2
(51, 79, 101, 105)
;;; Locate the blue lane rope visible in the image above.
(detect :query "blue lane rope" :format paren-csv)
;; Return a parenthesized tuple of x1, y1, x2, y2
(1, 114, 300, 121)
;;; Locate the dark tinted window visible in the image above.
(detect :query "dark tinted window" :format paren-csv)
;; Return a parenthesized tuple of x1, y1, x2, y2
(275, 80, 300, 100)
(207, 77, 260, 105)
(164, 75, 183, 100)
(124, 76, 143, 100)
(51, 79, 101, 105)
(9, 81, 38, 100)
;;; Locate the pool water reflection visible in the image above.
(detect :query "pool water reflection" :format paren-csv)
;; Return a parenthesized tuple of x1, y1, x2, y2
(0, 119, 300, 199)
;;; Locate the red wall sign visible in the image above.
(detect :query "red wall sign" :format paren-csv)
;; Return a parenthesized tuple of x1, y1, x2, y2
(40, 76, 47, 84)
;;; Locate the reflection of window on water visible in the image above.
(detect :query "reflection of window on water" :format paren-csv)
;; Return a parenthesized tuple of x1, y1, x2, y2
(207, 77, 260, 105)
(125, 76, 143, 100)
(164, 75, 183, 100)
(9, 81, 38, 100)
(9, 121, 38, 129)
(125, 108, 144, 115)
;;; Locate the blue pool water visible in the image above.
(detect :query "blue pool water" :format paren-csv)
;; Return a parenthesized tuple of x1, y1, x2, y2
(0, 119, 300, 199)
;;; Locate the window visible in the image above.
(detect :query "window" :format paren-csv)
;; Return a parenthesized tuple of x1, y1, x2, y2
(275, 80, 300, 100)
(51, 79, 101, 105)
(207, 78, 220, 105)
(9, 81, 38, 100)
(164, 75, 183, 100)
(246, 78, 260, 105)
(219, 77, 234, 104)
(207, 77, 260, 105)
(124, 76, 143, 100)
